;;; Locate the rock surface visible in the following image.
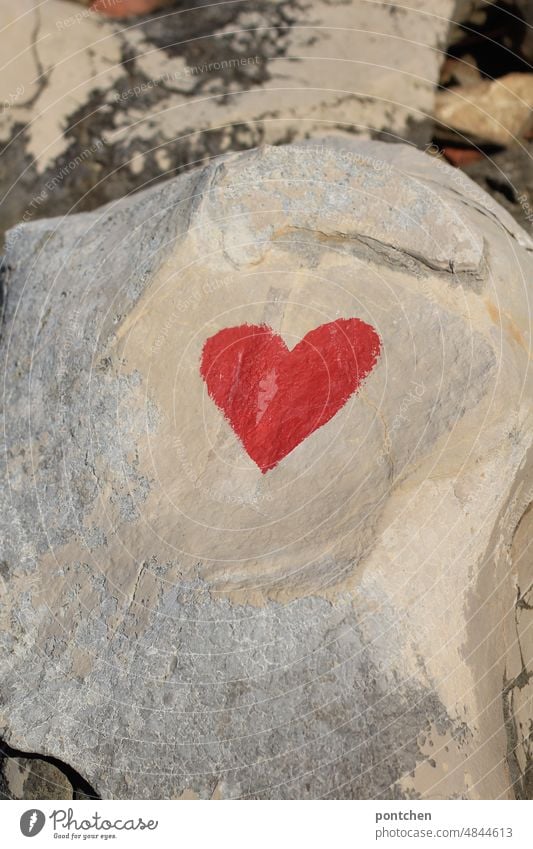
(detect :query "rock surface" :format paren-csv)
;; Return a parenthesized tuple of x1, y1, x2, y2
(435, 72, 533, 146)
(0, 757, 74, 800)
(1, 140, 533, 799)
(1, 0, 472, 244)
(0, 740, 100, 799)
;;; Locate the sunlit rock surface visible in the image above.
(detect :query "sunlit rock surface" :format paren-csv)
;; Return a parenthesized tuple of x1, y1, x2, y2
(1, 140, 533, 799)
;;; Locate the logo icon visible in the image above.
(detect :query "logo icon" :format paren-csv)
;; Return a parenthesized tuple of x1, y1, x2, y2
(20, 809, 46, 837)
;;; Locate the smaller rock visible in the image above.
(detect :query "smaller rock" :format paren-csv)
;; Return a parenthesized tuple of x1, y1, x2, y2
(441, 145, 484, 167)
(0, 757, 74, 800)
(435, 72, 533, 146)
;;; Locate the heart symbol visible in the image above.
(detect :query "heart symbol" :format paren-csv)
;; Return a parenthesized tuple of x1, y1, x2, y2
(200, 318, 381, 473)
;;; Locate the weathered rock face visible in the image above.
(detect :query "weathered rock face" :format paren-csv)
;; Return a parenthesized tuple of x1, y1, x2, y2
(2, 141, 533, 799)
(0, 757, 74, 801)
(1, 0, 471, 243)
(0, 741, 99, 800)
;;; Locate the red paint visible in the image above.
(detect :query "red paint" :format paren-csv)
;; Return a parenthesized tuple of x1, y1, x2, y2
(90, 0, 166, 17)
(200, 319, 381, 473)
(442, 146, 484, 167)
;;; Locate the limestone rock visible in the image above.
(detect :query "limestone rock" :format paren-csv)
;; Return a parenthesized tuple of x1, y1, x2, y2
(1, 0, 471, 243)
(0, 757, 74, 800)
(435, 72, 533, 147)
(1, 140, 533, 799)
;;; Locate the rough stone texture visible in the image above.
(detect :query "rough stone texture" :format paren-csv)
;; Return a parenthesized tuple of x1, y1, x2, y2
(1, 140, 533, 799)
(0, 757, 74, 800)
(1, 0, 471, 244)
(0, 741, 100, 799)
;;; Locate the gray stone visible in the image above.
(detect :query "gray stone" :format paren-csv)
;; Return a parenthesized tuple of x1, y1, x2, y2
(1, 140, 533, 799)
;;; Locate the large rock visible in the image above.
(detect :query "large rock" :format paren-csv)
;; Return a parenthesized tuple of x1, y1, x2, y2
(0, 741, 99, 800)
(1, 0, 471, 244)
(1, 140, 533, 799)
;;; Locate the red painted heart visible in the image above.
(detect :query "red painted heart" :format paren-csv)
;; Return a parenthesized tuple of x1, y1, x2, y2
(200, 318, 381, 473)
